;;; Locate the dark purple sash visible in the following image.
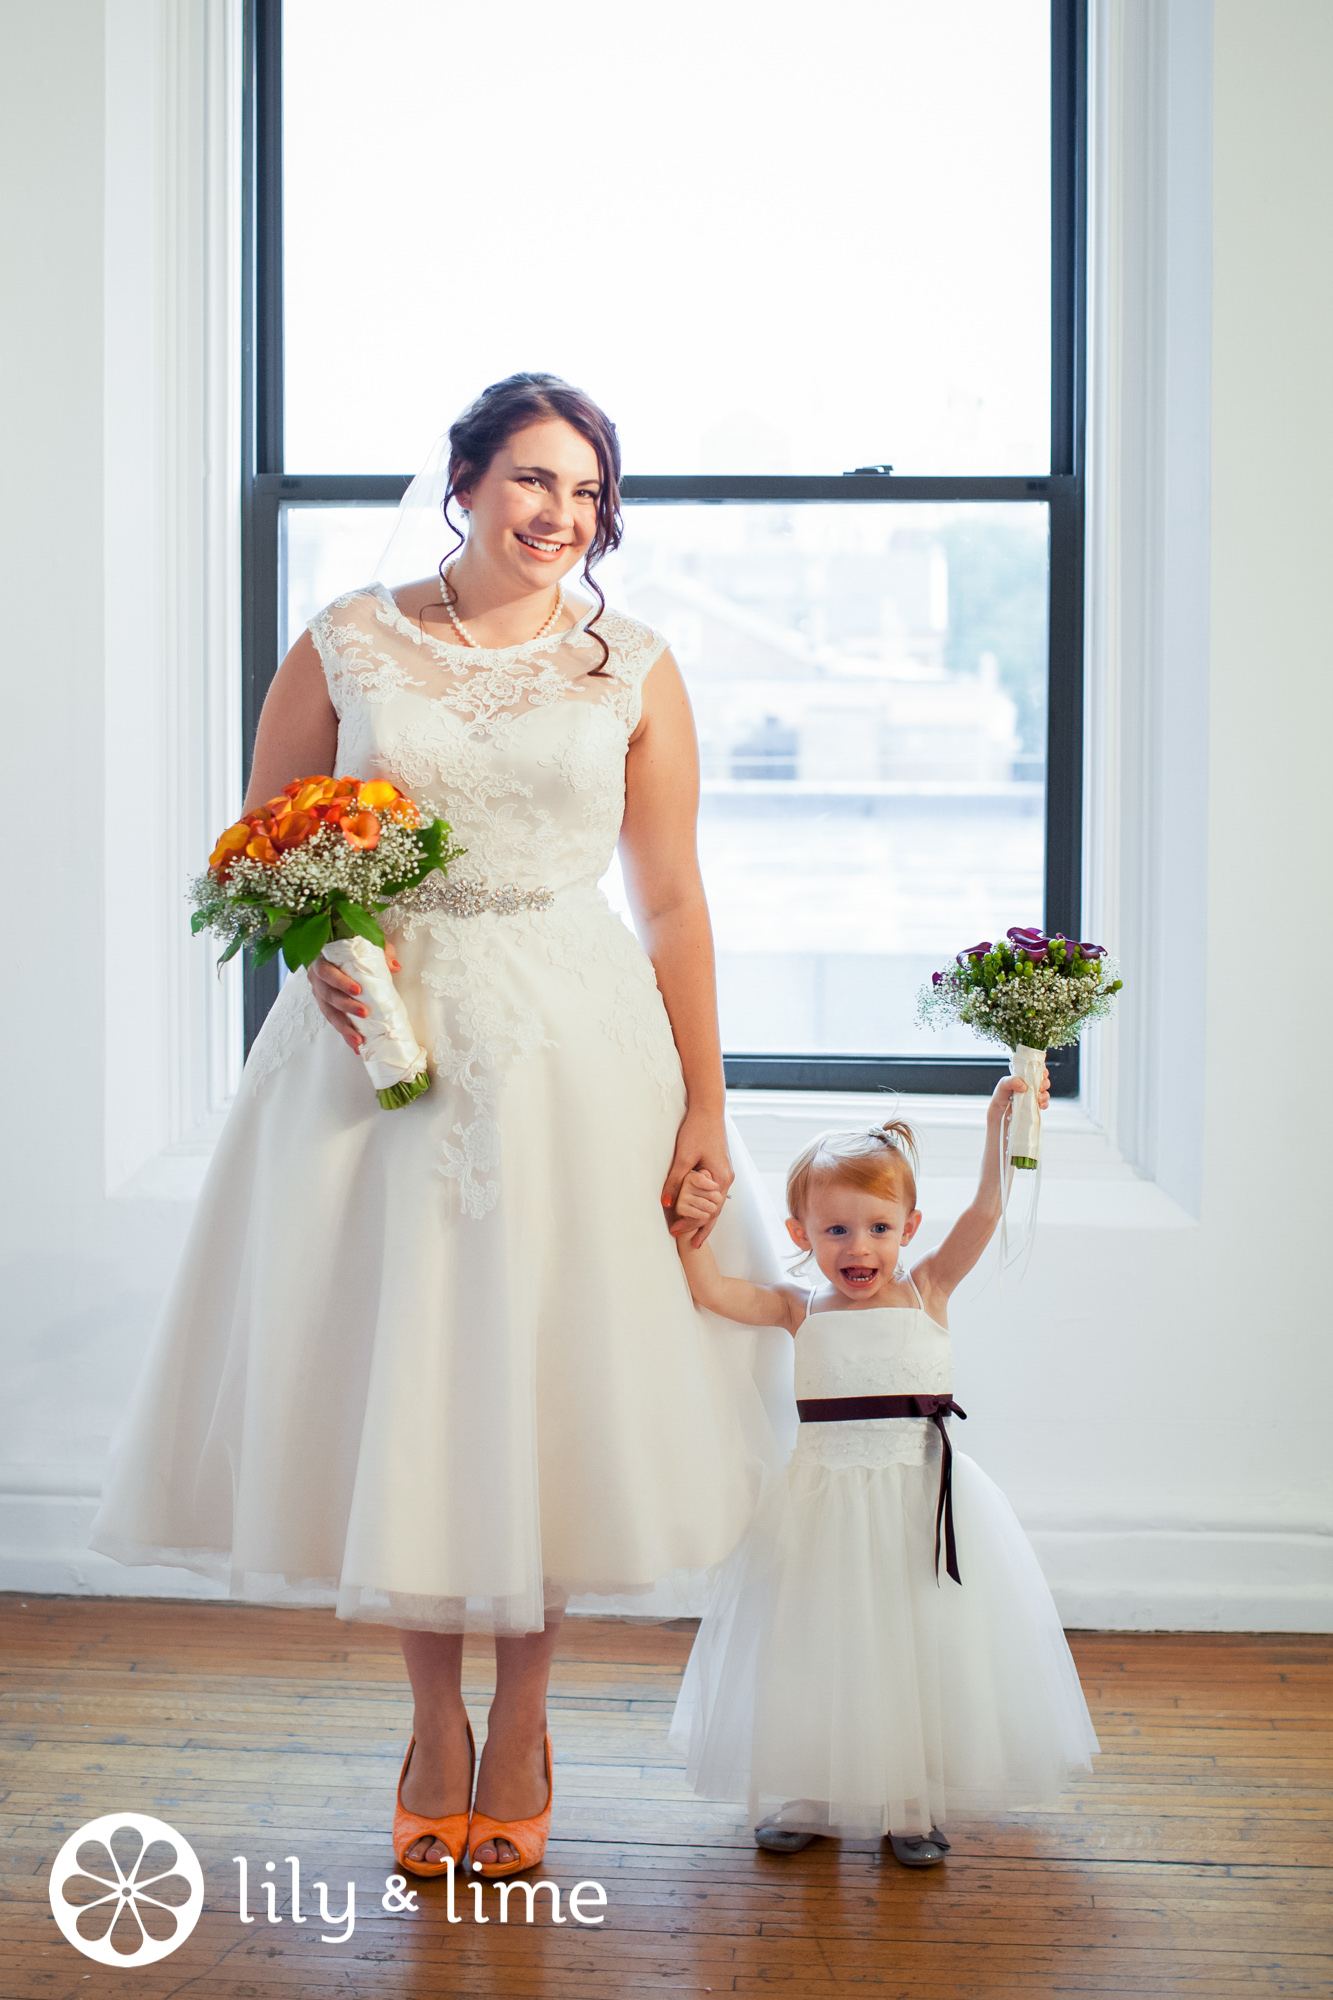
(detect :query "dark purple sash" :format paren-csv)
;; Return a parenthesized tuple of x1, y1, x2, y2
(794, 1393, 968, 1585)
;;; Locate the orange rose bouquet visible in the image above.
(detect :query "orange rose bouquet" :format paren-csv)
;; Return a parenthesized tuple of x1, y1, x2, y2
(191, 776, 463, 1108)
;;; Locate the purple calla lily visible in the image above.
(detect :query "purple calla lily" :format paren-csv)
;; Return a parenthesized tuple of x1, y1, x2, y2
(932, 970, 943, 987)
(1007, 925, 1048, 944)
(1078, 941, 1106, 958)
(956, 942, 993, 966)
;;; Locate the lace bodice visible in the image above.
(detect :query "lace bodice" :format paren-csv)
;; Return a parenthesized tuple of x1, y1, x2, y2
(791, 1298, 953, 1473)
(308, 583, 668, 893)
(246, 583, 683, 1218)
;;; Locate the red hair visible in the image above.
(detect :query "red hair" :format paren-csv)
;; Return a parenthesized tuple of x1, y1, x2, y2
(786, 1119, 920, 1220)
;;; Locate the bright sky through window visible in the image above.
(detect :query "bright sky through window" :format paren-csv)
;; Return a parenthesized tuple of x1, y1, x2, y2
(283, 0, 1051, 478)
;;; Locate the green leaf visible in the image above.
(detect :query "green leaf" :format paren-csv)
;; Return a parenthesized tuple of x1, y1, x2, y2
(332, 899, 386, 948)
(282, 908, 332, 971)
(216, 935, 245, 966)
(191, 911, 211, 935)
(250, 934, 282, 969)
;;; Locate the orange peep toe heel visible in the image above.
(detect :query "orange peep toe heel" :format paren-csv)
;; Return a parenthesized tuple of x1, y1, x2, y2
(466, 1732, 554, 1880)
(393, 1722, 476, 1878)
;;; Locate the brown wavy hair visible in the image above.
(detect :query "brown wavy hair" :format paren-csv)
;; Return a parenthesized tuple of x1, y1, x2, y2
(439, 372, 623, 672)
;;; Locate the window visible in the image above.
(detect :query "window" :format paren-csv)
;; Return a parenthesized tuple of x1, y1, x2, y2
(243, 0, 1086, 1093)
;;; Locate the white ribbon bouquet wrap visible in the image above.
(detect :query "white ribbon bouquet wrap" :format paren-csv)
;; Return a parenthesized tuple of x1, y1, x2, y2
(1007, 1043, 1047, 1169)
(190, 774, 464, 1110)
(321, 936, 428, 1104)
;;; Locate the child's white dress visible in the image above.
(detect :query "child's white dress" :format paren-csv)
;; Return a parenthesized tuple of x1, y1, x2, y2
(669, 1280, 1099, 1838)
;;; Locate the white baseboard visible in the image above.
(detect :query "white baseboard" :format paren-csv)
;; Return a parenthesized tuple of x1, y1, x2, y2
(0, 1495, 227, 1601)
(1, 1491, 1328, 1632)
(1030, 1526, 1333, 1632)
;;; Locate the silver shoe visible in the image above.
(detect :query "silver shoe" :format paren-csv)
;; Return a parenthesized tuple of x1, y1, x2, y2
(888, 1829, 950, 1867)
(754, 1822, 816, 1853)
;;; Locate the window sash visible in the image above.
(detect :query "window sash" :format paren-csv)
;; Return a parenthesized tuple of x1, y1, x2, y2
(240, 0, 1087, 1097)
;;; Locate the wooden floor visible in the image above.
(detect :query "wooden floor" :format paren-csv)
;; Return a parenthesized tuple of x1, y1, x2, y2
(0, 1600, 1329, 1997)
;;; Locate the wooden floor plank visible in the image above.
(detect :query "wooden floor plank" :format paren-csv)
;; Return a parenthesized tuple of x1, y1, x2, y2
(1, 1597, 1330, 1998)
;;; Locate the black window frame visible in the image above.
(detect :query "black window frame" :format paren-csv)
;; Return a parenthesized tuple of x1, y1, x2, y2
(241, 0, 1087, 1096)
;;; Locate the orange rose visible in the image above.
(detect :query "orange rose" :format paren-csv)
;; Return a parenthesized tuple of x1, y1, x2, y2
(209, 821, 251, 876)
(272, 809, 319, 850)
(340, 810, 381, 851)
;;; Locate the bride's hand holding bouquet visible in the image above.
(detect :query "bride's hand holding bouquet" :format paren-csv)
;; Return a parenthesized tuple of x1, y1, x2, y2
(192, 775, 463, 1108)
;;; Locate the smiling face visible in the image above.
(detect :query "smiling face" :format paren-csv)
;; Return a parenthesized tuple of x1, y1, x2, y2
(454, 418, 602, 593)
(785, 1176, 922, 1306)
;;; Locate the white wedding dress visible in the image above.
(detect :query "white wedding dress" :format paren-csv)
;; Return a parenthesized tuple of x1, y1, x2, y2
(89, 586, 793, 1633)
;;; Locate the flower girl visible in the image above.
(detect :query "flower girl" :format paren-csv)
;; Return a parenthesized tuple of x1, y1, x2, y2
(668, 1078, 1098, 1865)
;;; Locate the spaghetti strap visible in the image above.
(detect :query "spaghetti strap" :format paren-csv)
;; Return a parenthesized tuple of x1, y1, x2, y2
(903, 1268, 926, 1310)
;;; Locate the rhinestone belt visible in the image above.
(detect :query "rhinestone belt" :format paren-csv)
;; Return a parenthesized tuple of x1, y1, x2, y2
(398, 874, 556, 919)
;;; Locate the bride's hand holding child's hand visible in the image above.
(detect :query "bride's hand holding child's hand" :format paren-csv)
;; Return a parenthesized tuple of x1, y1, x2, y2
(309, 947, 403, 1052)
(661, 1109, 734, 1246)
(673, 1169, 726, 1249)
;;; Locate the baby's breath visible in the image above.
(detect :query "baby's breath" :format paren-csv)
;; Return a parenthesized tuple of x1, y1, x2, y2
(189, 806, 464, 968)
(917, 956, 1122, 1051)
(187, 873, 268, 946)
(222, 818, 425, 912)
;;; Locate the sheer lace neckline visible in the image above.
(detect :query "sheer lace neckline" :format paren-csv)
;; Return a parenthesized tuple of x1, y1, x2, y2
(369, 580, 595, 661)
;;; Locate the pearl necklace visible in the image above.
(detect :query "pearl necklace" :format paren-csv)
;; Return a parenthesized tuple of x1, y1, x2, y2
(439, 557, 565, 649)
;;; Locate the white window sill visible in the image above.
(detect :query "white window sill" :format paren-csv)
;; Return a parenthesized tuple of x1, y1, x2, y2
(726, 1089, 1197, 1231)
(109, 1086, 1196, 1231)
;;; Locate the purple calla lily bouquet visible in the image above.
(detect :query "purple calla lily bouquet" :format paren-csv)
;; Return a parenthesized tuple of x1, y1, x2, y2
(917, 928, 1122, 1168)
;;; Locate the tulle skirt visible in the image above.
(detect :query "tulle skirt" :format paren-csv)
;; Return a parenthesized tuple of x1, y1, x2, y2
(669, 1438, 1099, 1837)
(87, 911, 795, 1635)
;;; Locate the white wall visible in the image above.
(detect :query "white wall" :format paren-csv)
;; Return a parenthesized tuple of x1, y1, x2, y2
(0, 0, 1329, 1629)
(0, 0, 238, 1602)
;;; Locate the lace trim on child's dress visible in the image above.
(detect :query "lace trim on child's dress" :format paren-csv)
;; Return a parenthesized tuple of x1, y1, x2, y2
(791, 1418, 939, 1473)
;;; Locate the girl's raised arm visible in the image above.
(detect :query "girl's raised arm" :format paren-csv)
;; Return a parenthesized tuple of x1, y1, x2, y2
(912, 1070, 1050, 1309)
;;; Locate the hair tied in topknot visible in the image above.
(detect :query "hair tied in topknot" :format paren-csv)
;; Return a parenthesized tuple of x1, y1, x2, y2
(873, 1118, 920, 1169)
(785, 1115, 921, 1223)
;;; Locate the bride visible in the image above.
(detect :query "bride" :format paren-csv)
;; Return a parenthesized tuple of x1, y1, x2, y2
(90, 373, 789, 1878)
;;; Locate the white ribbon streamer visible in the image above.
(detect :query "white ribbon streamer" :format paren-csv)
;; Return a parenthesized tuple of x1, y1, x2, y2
(321, 937, 429, 1097)
(997, 1044, 1046, 1284)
